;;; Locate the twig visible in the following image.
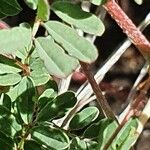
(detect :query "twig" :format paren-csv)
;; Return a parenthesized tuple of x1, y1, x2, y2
(103, 0, 150, 60)
(119, 63, 149, 122)
(80, 62, 116, 120)
(58, 74, 72, 94)
(137, 97, 150, 135)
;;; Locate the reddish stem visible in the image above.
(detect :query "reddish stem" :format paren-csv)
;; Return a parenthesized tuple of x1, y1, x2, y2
(103, 0, 150, 58)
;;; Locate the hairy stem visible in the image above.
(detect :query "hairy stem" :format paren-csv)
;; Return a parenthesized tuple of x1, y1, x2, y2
(103, 0, 150, 60)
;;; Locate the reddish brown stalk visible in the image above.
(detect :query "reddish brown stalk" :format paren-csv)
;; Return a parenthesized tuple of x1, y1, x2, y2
(15, 60, 30, 76)
(80, 62, 117, 120)
(103, 0, 150, 59)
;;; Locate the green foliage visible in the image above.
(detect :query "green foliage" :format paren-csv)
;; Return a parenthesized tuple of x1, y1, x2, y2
(89, 0, 107, 6)
(37, 0, 50, 21)
(24, 0, 39, 10)
(0, 26, 32, 56)
(69, 106, 99, 129)
(0, 0, 22, 19)
(44, 21, 98, 63)
(31, 126, 70, 150)
(0, 0, 142, 149)
(35, 36, 79, 78)
(51, 1, 105, 35)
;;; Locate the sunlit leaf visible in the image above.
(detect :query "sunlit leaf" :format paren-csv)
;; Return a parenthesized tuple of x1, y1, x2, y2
(24, 0, 38, 10)
(37, 91, 77, 122)
(44, 21, 98, 63)
(30, 58, 50, 86)
(16, 77, 35, 124)
(134, 0, 143, 5)
(52, 1, 105, 36)
(32, 126, 70, 150)
(69, 107, 99, 129)
(0, 73, 21, 86)
(37, 0, 50, 21)
(35, 36, 79, 78)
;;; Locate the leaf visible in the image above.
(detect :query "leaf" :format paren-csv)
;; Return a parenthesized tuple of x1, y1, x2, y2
(86, 141, 98, 150)
(97, 119, 118, 150)
(0, 131, 14, 150)
(39, 88, 56, 100)
(69, 137, 87, 150)
(0, 73, 21, 86)
(24, 140, 44, 150)
(0, 63, 21, 74)
(37, 91, 77, 122)
(16, 77, 35, 124)
(110, 118, 138, 150)
(44, 21, 98, 63)
(118, 128, 138, 150)
(0, 94, 11, 111)
(89, 0, 107, 5)
(0, 115, 21, 137)
(69, 106, 99, 130)
(0, 12, 5, 19)
(35, 36, 79, 78)
(0, 105, 12, 117)
(51, 1, 105, 36)
(24, 0, 38, 10)
(134, 0, 143, 5)
(0, 26, 32, 56)
(0, 54, 21, 72)
(31, 126, 70, 150)
(37, 0, 50, 21)
(0, 0, 22, 19)
(83, 121, 102, 139)
(38, 88, 56, 109)
(7, 74, 38, 102)
(30, 58, 50, 86)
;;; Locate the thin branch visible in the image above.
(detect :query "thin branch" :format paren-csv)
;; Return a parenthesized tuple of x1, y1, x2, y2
(119, 63, 149, 122)
(103, 0, 150, 59)
(58, 74, 72, 94)
(137, 97, 150, 135)
(80, 62, 116, 120)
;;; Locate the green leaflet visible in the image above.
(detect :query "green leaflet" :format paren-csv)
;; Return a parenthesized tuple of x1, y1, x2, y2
(44, 21, 98, 63)
(52, 1, 105, 36)
(0, 26, 32, 56)
(69, 106, 99, 130)
(16, 77, 35, 124)
(37, 0, 50, 21)
(0, 0, 22, 18)
(32, 126, 70, 150)
(0, 73, 21, 86)
(24, 0, 38, 10)
(35, 36, 79, 78)
(37, 91, 77, 122)
(134, 0, 143, 5)
(30, 58, 50, 86)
